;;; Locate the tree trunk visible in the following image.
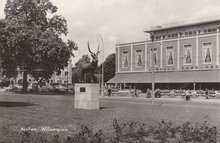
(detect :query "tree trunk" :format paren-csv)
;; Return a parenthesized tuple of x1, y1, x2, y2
(22, 71, 28, 93)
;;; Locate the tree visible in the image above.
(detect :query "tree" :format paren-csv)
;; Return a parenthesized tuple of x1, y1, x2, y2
(99, 53, 115, 82)
(0, 0, 78, 92)
(72, 54, 91, 83)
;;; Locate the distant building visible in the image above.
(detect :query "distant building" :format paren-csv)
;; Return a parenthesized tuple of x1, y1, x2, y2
(108, 16, 220, 90)
(15, 59, 73, 85)
(50, 59, 72, 84)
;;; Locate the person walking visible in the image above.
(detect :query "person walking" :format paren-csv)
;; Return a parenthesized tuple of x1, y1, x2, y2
(146, 89, 151, 98)
(107, 88, 111, 96)
(185, 89, 191, 101)
(205, 89, 209, 99)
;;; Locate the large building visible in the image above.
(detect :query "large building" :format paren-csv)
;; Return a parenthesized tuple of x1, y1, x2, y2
(108, 16, 220, 90)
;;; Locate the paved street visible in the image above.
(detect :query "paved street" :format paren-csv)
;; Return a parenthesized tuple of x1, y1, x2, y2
(101, 96, 220, 107)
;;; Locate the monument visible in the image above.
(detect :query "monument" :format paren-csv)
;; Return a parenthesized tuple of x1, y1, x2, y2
(74, 41, 101, 110)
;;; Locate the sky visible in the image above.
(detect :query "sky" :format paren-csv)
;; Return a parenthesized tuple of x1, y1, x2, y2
(1, 0, 220, 65)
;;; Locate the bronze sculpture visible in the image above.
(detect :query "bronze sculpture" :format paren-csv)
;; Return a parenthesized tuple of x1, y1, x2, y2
(80, 41, 101, 83)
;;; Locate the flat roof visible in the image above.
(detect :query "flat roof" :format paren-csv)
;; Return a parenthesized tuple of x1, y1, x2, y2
(144, 16, 220, 33)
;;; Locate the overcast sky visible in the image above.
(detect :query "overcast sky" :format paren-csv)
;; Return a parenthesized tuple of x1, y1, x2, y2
(1, 0, 220, 64)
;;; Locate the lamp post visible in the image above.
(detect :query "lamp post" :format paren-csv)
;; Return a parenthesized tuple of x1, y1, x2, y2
(0, 69, 7, 88)
(96, 34, 104, 96)
(67, 71, 68, 94)
(150, 32, 155, 104)
(101, 42, 104, 97)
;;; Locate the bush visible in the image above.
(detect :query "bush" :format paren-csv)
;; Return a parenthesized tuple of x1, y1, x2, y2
(70, 125, 104, 143)
(110, 119, 217, 143)
(4, 120, 218, 143)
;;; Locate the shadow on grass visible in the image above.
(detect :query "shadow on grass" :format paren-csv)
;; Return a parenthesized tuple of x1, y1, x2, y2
(99, 106, 113, 110)
(0, 101, 38, 107)
(10, 90, 73, 96)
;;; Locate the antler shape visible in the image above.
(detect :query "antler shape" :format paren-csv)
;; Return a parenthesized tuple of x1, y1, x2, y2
(96, 43, 102, 55)
(88, 41, 95, 57)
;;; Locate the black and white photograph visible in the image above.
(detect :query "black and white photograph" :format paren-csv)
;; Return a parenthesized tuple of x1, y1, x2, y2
(0, 0, 220, 142)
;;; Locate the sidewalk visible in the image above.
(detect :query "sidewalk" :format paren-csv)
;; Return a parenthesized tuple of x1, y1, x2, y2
(101, 96, 220, 104)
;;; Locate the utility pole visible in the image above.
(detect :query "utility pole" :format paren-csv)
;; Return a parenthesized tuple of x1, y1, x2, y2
(150, 32, 155, 104)
(101, 41, 104, 97)
(97, 34, 104, 96)
(67, 71, 68, 94)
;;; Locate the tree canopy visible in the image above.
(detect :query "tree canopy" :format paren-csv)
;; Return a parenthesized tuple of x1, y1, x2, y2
(72, 54, 91, 83)
(99, 53, 115, 82)
(0, 0, 78, 91)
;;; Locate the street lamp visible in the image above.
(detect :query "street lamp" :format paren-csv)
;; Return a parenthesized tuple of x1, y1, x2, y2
(67, 71, 68, 94)
(96, 34, 104, 96)
(150, 32, 155, 104)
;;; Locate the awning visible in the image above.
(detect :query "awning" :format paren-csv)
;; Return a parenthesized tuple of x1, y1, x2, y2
(107, 70, 220, 83)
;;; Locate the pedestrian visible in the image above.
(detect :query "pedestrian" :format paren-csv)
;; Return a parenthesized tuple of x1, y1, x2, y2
(158, 88, 161, 98)
(185, 89, 191, 101)
(107, 88, 111, 96)
(146, 89, 151, 98)
(205, 89, 209, 99)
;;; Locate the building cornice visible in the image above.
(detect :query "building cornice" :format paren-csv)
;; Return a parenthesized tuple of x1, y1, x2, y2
(116, 32, 219, 47)
(144, 16, 220, 33)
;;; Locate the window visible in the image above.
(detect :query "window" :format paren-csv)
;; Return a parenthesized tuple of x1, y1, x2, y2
(65, 71, 68, 76)
(150, 48, 158, 67)
(166, 46, 174, 66)
(208, 29, 211, 32)
(189, 31, 192, 35)
(185, 32, 188, 35)
(122, 51, 129, 68)
(212, 28, 217, 32)
(202, 42, 212, 64)
(183, 45, 192, 65)
(135, 50, 142, 67)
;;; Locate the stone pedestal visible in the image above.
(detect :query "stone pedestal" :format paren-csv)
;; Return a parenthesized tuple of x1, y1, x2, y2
(74, 83, 99, 110)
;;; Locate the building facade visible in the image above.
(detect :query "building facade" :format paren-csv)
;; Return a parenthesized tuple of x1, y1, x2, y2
(109, 16, 220, 90)
(15, 59, 73, 85)
(50, 59, 73, 84)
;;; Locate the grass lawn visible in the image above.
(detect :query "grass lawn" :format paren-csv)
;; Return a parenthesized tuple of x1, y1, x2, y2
(0, 92, 220, 141)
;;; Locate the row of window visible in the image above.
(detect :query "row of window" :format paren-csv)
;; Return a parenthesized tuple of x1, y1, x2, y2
(121, 42, 212, 68)
(56, 71, 69, 76)
(155, 28, 218, 40)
